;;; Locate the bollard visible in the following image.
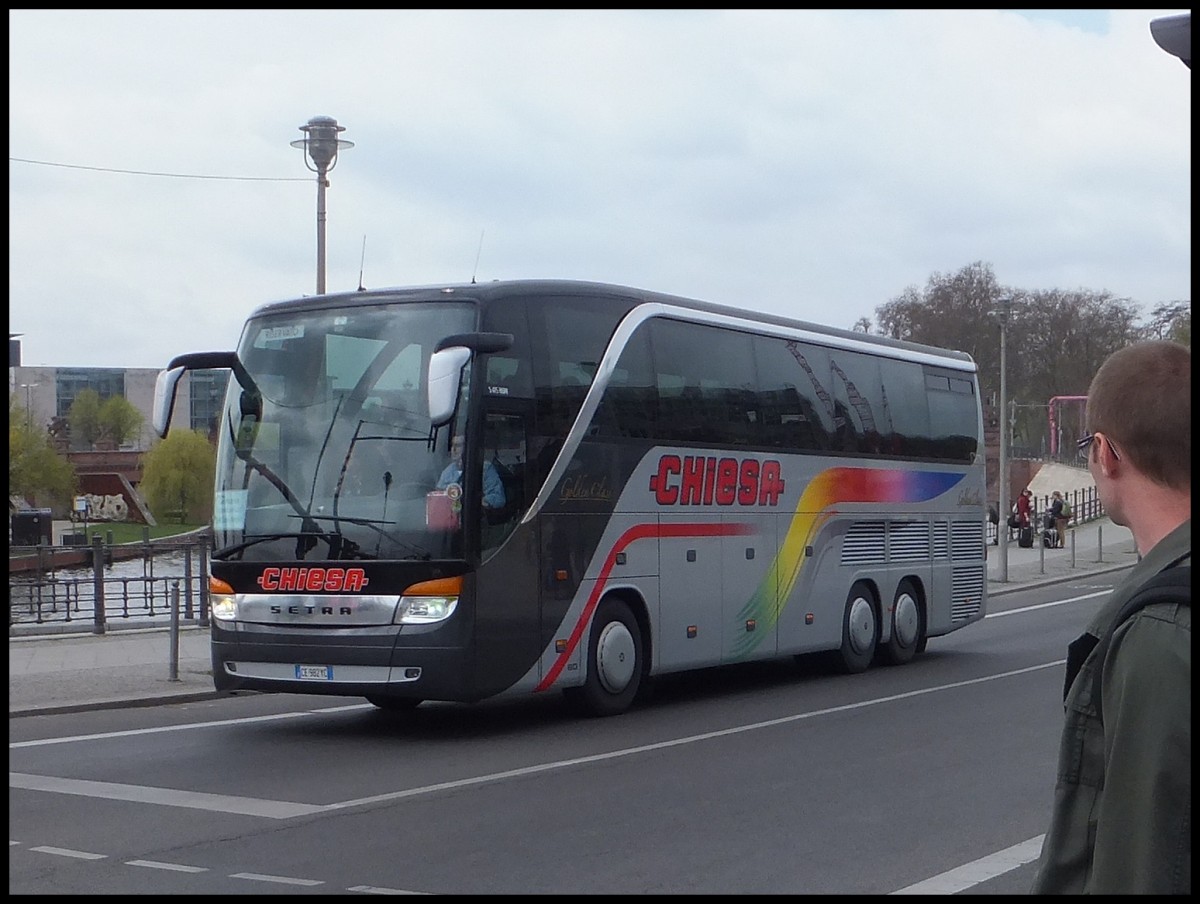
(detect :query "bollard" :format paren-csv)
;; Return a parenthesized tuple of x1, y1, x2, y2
(1069, 529, 1076, 568)
(1039, 534, 1045, 574)
(1097, 524, 1103, 563)
(199, 544, 210, 628)
(184, 547, 194, 620)
(169, 580, 181, 682)
(91, 535, 107, 634)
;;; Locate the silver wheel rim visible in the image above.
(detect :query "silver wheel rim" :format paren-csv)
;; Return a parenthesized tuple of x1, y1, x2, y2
(596, 620, 636, 694)
(893, 590, 919, 649)
(847, 594, 876, 655)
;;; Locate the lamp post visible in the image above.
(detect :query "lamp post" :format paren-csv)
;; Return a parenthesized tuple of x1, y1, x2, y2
(291, 116, 353, 295)
(990, 297, 1013, 582)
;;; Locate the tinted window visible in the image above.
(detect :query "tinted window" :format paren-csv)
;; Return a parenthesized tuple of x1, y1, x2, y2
(876, 357, 929, 457)
(578, 308, 979, 464)
(594, 324, 656, 439)
(754, 337, 835, 452)
(926, 366, 979, 462)
(828, 349, 884, 454)
(651, 319, 758, 446)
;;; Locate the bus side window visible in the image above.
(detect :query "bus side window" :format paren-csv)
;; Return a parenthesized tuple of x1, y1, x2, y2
(482, 409, 528, 549)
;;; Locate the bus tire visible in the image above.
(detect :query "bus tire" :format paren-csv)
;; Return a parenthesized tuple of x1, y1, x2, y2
(365, 695, 422, 712)
(879, 578, 923, 667)
(565, 597, 644, 717)
(833, 581, 878, 674)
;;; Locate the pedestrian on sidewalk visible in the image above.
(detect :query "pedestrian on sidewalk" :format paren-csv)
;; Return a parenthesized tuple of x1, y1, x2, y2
(1049, 491, 1068, 547)
(1030, 339, 1191, 895)
(1016, 488, 1033, 529)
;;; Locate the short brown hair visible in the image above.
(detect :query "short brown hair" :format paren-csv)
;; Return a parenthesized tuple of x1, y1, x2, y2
(1085, 340, 1190, 489)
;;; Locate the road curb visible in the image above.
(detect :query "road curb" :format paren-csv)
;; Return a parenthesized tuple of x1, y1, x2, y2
(9, 690, 233, 719)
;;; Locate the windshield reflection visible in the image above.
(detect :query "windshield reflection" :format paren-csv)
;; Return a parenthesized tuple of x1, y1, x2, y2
(211, 301, 474, 561)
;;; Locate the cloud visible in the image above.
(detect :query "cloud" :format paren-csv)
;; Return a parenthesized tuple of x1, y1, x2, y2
(9, 9, 1190, 368)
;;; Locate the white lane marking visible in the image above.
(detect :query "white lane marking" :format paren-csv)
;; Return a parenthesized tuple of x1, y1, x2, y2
(347, 886, 430, 895)
(126, 859, 209, 873)
(890, 834, 1045, 894)
(29, 845, 106, 860)
(986, 589, 1108, 618)
(230, 872, 323, 886)
(8, 710, 322, 749)
(10, 773, 323, 819)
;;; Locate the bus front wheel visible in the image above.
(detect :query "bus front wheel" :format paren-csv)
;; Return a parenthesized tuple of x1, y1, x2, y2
(833, 581, 878, 674)
(565, 597, 644, 717)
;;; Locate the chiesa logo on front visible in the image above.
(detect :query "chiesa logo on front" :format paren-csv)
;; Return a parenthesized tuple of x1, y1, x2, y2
(256, 567, 369, 592)
(648, 454, 785, 507)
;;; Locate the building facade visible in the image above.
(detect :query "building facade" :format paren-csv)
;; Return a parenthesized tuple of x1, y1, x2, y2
(9, 362, 229, 451)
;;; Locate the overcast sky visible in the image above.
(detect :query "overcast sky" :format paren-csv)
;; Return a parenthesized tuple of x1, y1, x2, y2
(9, 9, 1191, 369)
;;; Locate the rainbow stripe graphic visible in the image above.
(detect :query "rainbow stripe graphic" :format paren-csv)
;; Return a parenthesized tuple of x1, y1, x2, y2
(730, 466, 965, 657)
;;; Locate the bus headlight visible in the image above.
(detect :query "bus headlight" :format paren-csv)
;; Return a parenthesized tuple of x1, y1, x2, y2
(210, 576, 238, 622)
(394, 576, 462, 625)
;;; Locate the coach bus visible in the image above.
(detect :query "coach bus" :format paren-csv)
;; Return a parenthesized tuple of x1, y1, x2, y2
(153, 279, 987, 716)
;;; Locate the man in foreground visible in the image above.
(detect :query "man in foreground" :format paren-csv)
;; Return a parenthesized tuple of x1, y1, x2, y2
(1030, 339, 1190, 894)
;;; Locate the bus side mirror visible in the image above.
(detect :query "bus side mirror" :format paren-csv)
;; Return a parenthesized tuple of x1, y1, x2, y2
(152, 366, 185, 438)
(428, 347, 471, 426)
(152, 350, 242, 439)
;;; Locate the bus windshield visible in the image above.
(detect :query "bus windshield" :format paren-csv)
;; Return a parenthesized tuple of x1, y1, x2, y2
(211, 301, 476, 561)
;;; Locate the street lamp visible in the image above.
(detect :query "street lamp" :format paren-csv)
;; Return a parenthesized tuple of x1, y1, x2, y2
(291, 115, 354, 295)
(989, 297, 1013, 582)
(19, 382, 39, 431)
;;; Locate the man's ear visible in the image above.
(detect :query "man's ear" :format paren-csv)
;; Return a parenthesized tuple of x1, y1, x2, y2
(1099, 439, 1120, 478)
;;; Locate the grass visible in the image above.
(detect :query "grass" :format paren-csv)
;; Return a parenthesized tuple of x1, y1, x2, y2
(77, 521, 207, 545)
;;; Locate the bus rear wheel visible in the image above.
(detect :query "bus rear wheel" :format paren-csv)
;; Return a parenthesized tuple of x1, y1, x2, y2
(879, 578, 923, 666)
(833, 581, 878, 674)
(564, 597, 644, 717)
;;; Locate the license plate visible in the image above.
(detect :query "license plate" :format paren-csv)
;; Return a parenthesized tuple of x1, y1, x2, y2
(295, 665, 332, 680)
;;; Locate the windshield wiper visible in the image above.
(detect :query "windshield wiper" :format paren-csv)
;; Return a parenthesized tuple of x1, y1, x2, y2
(294, 514, 432, 561)
(213, 532, 336, 561)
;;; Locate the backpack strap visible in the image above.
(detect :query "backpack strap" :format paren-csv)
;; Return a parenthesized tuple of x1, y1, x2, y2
(1078, 565, 1191, 723)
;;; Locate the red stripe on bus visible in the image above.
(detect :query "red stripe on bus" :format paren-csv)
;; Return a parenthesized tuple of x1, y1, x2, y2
(534, 520, 754, 692)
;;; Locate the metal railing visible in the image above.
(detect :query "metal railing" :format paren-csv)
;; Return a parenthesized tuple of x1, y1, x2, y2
(9, 534, 210, 633)
(987, 485, 1104, 546)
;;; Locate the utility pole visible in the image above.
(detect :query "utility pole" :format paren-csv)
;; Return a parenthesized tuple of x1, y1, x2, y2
(991, 297, 1013, 582)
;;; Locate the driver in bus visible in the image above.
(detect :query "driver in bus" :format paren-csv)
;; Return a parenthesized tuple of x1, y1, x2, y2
(436, 436, 506, 511)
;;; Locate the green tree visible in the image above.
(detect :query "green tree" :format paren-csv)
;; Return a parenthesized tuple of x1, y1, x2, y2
(67, 388, 103, 449)
(98, 394, 145, 447)
(139, 429, 216, 524)
(9, 394, 78, 510)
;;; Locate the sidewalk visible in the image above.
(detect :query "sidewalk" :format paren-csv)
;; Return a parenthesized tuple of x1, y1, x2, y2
(9, 517, 1139, 718)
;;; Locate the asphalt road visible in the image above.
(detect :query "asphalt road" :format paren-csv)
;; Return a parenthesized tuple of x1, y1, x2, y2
(8, 570, 1118, 895)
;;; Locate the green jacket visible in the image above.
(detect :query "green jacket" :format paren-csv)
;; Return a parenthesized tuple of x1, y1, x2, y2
(1031, 519, 1191, 894)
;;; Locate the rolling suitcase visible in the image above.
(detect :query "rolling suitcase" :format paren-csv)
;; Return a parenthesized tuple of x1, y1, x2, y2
(1018, 525, 1034, 548)
(1041, 513, 1058, 548)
